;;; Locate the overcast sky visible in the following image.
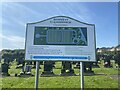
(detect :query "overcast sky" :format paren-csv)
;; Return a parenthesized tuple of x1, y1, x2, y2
(0, 2, 118, 50)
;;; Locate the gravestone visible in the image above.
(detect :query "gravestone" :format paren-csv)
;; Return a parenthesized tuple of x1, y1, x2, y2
(83, 62, 94, 75)
(19, 62, 34, 76)
(74, 62, 80, 69)
(16, 58, 21, 65)
(3, 58, 8, 64)
(114, 52, 120, 68)
(104, 54, 112, 68)
(92, 54, 100, 68)
(84, 62, 93, 72)
(41, 61, 54, 76)
(16, 58, 24, 69)
(25, 62, 33, 75)
(1, 62, 10, 76)
(61, 61, 75, 76)
(3, 58, 10, 69)
(19, 61, 25, 75)
(25, 65, 32, 75)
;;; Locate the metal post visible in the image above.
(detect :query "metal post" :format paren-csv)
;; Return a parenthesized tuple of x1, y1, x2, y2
(35, 61, 40, 90)
(80, 62, 84, 90)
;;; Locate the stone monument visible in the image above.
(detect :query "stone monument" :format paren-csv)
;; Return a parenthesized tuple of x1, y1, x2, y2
(1, 62, 10, 76)
(104, 54, 112, 68)
(41, 61, 54, 76)
(83, 62, 94, 75)
(61, 61, 75, 76)
(19, 61, 34, 77)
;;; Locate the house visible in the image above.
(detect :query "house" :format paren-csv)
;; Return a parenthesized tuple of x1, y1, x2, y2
(97, 47, 111, 53)
(116, 45, 120, 51)
(97, 44, 120, 53)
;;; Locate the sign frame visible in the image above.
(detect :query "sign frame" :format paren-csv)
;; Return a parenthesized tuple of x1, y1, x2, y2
(25, 16, 96, 62)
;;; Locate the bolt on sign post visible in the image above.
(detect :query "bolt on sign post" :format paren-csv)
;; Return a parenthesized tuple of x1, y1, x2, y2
(25, 16, 96, 90)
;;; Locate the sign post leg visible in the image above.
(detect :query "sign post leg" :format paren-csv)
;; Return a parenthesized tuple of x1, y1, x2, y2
(35, 61, 40, 90)
(80, 62, 84, 90)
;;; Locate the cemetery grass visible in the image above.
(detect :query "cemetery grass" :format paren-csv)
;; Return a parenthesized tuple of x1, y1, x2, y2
(1, 61, 119, 89)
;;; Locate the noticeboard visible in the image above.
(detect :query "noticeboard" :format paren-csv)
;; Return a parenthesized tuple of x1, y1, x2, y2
(25, 16, 96, 62)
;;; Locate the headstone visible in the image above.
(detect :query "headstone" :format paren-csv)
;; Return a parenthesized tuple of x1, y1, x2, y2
(19, 62, 34, 77)
(16, 58, 23, 69)
(104, 54, 112, 68)
(61, 61, 75, 76)
(3, 58, 10, 69)
(83, 62, 94, 75)
(16, 56, 25, 69)
(25, 62, 32, 75)
(4, 58, 8, 63)
(92, 54, 100, 68)
(25, 65, 32, 75)
(17, 59, 21, 65)
(19, 61, 25, 75)
(74, 62, 80, 69)
(114, 52, 120, 68)
(1, 62, 10, 76)
(41, 61, 54, 76)
(84, 62, 93, 72)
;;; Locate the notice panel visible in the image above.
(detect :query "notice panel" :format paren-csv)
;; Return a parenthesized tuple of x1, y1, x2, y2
(25, 16, 96, 61)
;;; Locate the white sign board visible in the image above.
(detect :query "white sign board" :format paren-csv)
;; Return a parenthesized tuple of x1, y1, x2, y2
(25, 16, 96, 61)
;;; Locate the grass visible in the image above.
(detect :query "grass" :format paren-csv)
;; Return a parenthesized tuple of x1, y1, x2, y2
(1, 60, 119, 89)
(1, 75, 118, 88)
(93, 67, 118, 75)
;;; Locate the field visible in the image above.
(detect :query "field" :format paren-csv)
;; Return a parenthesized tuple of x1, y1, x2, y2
(0, 60, 119, 89)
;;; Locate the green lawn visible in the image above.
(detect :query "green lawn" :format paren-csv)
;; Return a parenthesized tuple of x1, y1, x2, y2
(1, 61, 119, 89)
(1, 75, 118, 89)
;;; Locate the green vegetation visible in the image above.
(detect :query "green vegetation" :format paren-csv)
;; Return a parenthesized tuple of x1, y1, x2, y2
(2, 75, 118, 88)
(1, 61, 119, 89)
